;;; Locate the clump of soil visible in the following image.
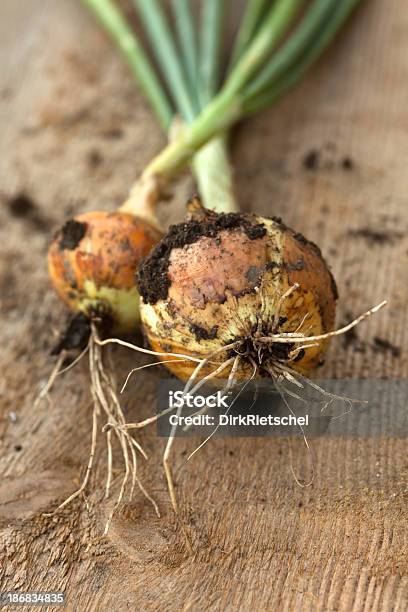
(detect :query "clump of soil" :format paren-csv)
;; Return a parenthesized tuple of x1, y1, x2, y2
(373, 337, 401, 358)
(51, 312, 91, 355)
(342, 157, 354, 170)
(341, 310, 367, 352)
(58, 219, 87, 250)
(343, 325, 358, 348)
(302, 147, 355, 172)
(303, 150, 319, 170)
(87, 149, 103, 169)
(348, 227, 403, 246)
(101, 127, 123, 139)
(137, 210, 266, 304)
(6, 192, 51, 232)
(189, 323, 218, 341)
(7, 193, 36, 217)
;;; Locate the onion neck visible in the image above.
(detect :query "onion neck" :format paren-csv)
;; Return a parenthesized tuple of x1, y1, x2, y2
(123, 95, 241, 221)
(119, 175, 163, 230)
(124, 92, 241, 220)
(191, 135, 238, 214)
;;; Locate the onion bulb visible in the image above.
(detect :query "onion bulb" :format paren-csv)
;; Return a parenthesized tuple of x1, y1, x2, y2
(137, 200, 338, 382)
(48, 210, 162, 334)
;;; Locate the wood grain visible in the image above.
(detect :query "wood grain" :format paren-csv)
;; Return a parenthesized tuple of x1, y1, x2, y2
(1, 0, 407, 610)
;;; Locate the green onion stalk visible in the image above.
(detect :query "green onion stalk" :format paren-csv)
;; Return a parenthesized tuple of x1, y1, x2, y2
(83, 0, 363, 225)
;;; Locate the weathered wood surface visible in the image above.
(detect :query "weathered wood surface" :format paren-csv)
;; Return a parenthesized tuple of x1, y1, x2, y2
(0, 0, 407, 610)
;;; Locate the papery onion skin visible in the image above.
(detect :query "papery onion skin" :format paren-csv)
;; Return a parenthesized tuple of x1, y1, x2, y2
(137, 204, 338, 381)
(48, 211, 162, 333)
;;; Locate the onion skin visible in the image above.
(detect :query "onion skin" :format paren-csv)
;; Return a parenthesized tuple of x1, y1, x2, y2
(138, 205, 337, 381)
(48, 211, 162, 333)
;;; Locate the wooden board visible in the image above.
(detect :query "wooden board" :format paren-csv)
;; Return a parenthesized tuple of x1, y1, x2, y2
(1, 0, 407, 609)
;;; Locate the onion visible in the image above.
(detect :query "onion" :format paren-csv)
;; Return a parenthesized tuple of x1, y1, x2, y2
(137, 200, 338, 383)
(48, 210, 162, 334)
(44, 211, 164, 534)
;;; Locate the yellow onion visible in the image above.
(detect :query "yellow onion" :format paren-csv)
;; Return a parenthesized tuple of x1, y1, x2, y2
(137, 201, 337, 381)
(48, 210, 162, 334)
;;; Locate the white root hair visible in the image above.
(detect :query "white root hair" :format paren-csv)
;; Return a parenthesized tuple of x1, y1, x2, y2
(34, 341, 92, 411)
(40, 293, 386, 548)
(33, 351, 68, 410)
(187, 357, 258, 461)
(260, 300, 387, 345)
(117, 297, 387, 542)
(258, 298, 387, 488)
(44, 325, 165, 532)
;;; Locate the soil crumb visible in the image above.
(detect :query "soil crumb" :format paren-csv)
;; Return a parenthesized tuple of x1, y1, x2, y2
(6, 192, 51, 231)
(102, 127, 123, 139)
(373, 337, 401, 358)
(87, 149, 103, 169)
(303, 148, 355, 172)
(349, 227, 403, 245)
(342, 157, 354, 170)
(51, 312, 91, 355)
(58, 219, 87, 250)
(341, 310, 367, 352)
(190, 323, 218, 341)
(303, 150, 319, 170)
(343, 325, 358, 348)
(7, 193, 36, 217)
